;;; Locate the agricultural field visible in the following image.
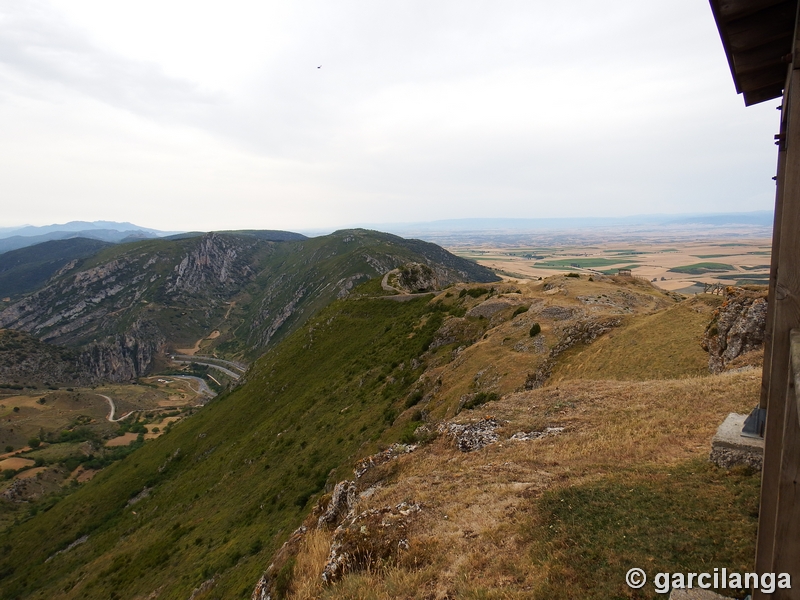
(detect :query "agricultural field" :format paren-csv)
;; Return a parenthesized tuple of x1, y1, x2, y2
(0, 376, 207, 528)
(448, 234, 771, 293)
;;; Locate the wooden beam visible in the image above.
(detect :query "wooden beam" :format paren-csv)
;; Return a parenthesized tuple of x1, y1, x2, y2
(717, 0, 791, 22)
(744, 83, 787, 104)
(760, 94, 789, 407)
(726, 4, 796, 53)
(769, 331, 800, 598)
(754, 41, 800, 597)
(732, 36, 793, 73)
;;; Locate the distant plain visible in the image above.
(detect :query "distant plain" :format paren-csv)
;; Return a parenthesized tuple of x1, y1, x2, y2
(444, 228, 771, 293)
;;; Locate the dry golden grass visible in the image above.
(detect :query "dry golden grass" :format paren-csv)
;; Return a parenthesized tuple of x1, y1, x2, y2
(424, 275, 675, 420)
(549, 295, 722, 383)
(287, 529, 332, 600)
(300, 369, 759, 599)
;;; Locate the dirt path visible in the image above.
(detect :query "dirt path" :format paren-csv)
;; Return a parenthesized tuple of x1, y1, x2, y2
(98, 394, 134, 423)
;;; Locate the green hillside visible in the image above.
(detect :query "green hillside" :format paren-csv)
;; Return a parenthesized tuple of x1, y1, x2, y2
(0, 229, 498, 380)
(0, 290, 451, 599)
(0, 238, 113, 300)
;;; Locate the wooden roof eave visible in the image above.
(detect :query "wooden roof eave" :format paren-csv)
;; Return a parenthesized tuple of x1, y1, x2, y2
(709, 0, 797, 105)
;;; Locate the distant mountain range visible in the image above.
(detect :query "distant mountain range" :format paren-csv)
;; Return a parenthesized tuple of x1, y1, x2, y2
(0, 229, 498, 381)
(0, 221, 181, 254)
(310, 211, 775, 237)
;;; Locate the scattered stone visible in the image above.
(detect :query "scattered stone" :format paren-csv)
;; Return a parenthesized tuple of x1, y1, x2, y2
(44, 535, 89, 563)
(321, 502, 422, 584)
(439, 418, 500, 452)
(509, 427, 564, 441)
(188, 576, 216, 600)
(710, 413, 763, 470)
(465, 299, 517, 319)
(251, 525, 308, 600)
(126, 486, 152, 507)
(354, 443, 418, 479)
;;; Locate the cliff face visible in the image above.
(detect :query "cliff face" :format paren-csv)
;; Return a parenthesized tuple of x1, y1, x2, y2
(0, 233, 265, 381)
(702, 287, 768, 373)
(0, 230, 499, 381)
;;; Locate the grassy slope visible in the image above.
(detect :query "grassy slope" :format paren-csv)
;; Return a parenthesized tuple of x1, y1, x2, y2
(0, 291, 444, 599)
(273, 286, 760, 600)
(549, 295, 723, 382)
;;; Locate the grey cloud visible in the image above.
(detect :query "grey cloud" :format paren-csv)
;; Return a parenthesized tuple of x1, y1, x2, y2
(0, 1, 220, 119)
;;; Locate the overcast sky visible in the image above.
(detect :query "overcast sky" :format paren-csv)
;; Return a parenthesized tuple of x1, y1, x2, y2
(0, 0, 783, 232)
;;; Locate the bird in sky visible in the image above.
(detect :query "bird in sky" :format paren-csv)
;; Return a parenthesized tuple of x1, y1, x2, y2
(317, 65, 322, 69)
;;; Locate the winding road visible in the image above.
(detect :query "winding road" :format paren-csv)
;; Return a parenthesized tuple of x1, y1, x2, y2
(99, 394, 135, 423)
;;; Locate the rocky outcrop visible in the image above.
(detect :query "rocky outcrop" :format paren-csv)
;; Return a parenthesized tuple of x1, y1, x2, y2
(524, 317, 623, 389)
(317, 480, 358, 528)
(391, 263, 439, 293)
(354, 443, 418, 479)
(321, 502, 421, 584)
(702, 287, 767, 373)
(78, 319, 167, 382)
(439, 418, 500, 452)
(166, 233, 256, 296)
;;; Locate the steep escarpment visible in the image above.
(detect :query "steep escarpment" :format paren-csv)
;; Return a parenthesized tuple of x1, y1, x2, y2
(0, 230, 498, 381)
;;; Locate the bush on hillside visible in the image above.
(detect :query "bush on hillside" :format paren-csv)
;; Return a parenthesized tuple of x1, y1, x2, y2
(530, 323, 542, 337)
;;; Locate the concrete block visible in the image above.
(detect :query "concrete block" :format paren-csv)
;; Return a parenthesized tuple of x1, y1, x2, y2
(710, 412, 764, 470)
(669, 589, 735, 600)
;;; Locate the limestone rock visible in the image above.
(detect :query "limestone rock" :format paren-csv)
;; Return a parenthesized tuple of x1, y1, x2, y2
(702, 287, 767, 373)
(321, 502, 421, 584)
(317, 480, 357, 529)
(439, 418, 500, 452)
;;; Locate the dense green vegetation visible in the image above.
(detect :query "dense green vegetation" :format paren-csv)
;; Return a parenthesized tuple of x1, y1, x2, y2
(669, 262, 734, 275)
(528, 460, 759, 599)
(535, 257, 641, 268)
(0, 238, 113, 299)
(0, 286, 448, 599)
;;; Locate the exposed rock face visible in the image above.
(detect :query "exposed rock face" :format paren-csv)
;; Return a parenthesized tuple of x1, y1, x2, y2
(318, 480, 357, 528)
(439, 418, 500, 452)
(321, 502, 422, 584)
(166, 233, 255, 296)
(395, 263, 438, 292)
(702, 288, 767, 373)
(78, 319, 167, 382)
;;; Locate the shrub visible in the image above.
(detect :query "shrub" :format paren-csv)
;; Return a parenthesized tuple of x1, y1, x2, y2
(465, 287, 490, 298)
(4, 446, 12, 453)
(404, 391, 423, 409)
(529, 323, 542, 337)
(462, 392, 499, 411)
(28, 437, 41, 449)
(566, 272, 580, 278)
(512, 306, 528, 318)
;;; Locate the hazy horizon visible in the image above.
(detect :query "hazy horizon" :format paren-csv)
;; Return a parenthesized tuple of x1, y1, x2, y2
(0, 1, 782, 232)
